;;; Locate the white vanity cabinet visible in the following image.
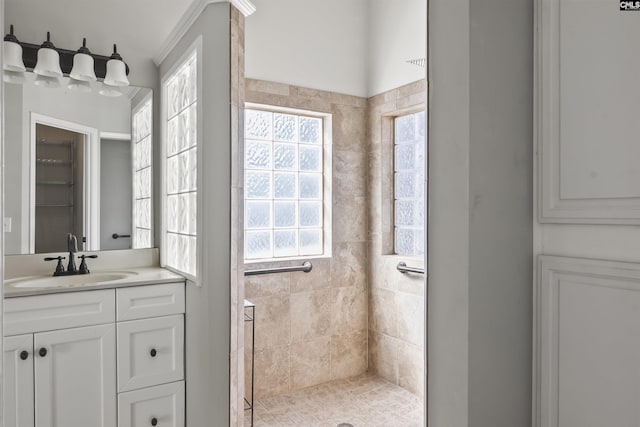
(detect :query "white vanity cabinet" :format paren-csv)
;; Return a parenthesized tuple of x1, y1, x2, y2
(3, 281, 186, 427)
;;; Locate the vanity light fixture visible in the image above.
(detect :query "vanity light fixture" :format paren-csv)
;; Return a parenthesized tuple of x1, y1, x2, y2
(33, 32, 63, 78)
(3, 25, 130, 90)
(98, 84, 123, 97)
(3, 25, 26, 73)
(103, 44, 129, 87)
(69, 38, 97, 82)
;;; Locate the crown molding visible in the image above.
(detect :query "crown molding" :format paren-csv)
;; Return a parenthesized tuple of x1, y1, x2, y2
(153, 0, 256, 66)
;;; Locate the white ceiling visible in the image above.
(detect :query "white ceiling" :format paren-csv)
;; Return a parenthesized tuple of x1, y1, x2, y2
(5, 0, 197, 86)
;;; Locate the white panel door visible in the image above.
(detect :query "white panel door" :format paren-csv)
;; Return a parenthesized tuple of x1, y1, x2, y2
(34, 324, 116, 427)
(538, 0, 640, 223)
(3, 334, 35, 427)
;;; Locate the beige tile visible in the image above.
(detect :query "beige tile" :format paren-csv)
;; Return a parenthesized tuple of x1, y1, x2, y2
(293, 86, 330, 101)
(398, 341, 425, 397)
(245, 91, 291, 109)
(330, 286, 367, 336)
(333, 149, 367, 199)
(330, 91, 367, 108)
(395, 262, 426, 297)
(368, 330, 380, 373)
(369, 288, 398, 336)
(331, 242, 367, 288)
(332, 195, 367, 243)
(245, 273, 291, 299)
(368, 88, 399, 107)
(396, 291, 425, 348)
(376, 334, 399, 384)
(254, 345, 291, 399)
(290, 337, 331, 389)
(332, 104, 366, 150)
(290, 290, 332, 342)
(290, 258, 331, 293)
(330, 330, 367, 380)
(251, 295, 291, 349)
(397, 79, 427, 100)
(246, 79, 291, 96)
(397, 90, 426, 110)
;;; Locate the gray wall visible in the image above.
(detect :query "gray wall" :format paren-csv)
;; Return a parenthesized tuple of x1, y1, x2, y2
(158, 3, 232, 426)
(428, 0, 533, 426)
(100, 139, 132, 251)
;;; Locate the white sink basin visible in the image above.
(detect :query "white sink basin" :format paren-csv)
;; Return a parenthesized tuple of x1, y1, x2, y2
(6, 271, 138, 289)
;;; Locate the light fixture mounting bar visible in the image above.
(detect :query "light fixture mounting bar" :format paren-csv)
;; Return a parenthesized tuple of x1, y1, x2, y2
(16, 42, 129, 79)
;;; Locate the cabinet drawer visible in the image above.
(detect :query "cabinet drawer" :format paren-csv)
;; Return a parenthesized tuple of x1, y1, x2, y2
(117, 283, 185, 321)
(4, 289, 115, 336)
(117, 315, 184, 392)
(118, 381, 185, 427)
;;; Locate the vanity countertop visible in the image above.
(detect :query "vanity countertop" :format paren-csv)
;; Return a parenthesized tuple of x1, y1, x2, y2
(4, 266, 185, 298)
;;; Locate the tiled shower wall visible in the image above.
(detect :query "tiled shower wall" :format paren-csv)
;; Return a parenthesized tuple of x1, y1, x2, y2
(367, 80, 426, 397)
(244, 79, 369, 399)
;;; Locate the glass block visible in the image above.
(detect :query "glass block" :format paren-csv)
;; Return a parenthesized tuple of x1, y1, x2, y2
(395, 172, 418, 199)
(246, 171, 272, 199)
(134, 228, 151, 249)
(178, 234, 189, 273)
(182, 60, 197, 109)
(167, 79, 179, 119)
(178, 193, 189, 234)
(274, 143, 297, 170)
(299, 173, 322, 199)
(395, 143, 416, 171)
(167, 155, 179, 194)
(395, 114, 416, 143)
(245, 110, 273, 141)
(299, 145, 322, 172)
(245, 230, 272, 259)
(166, 195, 179, 232)
(135, 198, 151, 229)
(178, 151, 189, 192)
(136, 167, 151, 198)
(246, 200, 272, 229)
(177, 104, 197, 152)
(416, 110, 426, 139)
(274, 201, 296, 228)
(274, 172, 296, 199)
(395, 228, 415, 256)
(186, 148, 197, 191)
(138, 136, 151, 170)
(299, 201, 322, 227)
(394, 200, 415, 227)
(274, 230, 297, 257)
(167, 116, 179, 156)
(299, 229, 322, 255)
(187, 235, 197, 276)
(246, 140, 272, 169)
(166, 232, 178, 269)
(299, 117, 322, 143)
(188, 192, 197, 235)
(273, 113, 298, 142)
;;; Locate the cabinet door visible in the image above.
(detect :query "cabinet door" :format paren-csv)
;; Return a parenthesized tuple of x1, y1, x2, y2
(3, 334, 35, 427)
(118, 381, 185, 427)
(34, 324, 116, 427)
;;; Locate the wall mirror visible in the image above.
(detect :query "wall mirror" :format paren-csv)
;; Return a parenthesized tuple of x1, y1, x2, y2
(4, 73, 153, 255)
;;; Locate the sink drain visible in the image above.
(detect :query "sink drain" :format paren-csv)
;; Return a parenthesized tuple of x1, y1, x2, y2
(337, 424, 354, 427)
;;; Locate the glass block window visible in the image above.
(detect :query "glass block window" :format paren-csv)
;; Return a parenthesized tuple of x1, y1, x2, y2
(394, 111, 425, 256)
(132, 96, 153, 249)
(163, 53, 197, 277)
(244, 109, 325, 260)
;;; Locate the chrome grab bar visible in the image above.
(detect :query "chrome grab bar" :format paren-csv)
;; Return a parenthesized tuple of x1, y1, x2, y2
(244, 261, 313, 276)
(396, 262, 425, 275)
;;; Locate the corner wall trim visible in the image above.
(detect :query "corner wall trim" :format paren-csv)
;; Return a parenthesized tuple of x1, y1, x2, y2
(153, 0, 256, 66)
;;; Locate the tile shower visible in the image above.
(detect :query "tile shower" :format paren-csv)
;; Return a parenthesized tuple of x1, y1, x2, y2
(243, 78, 426, 425)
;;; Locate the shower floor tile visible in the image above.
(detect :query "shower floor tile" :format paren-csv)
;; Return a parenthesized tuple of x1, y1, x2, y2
(249, 373, 423, 427)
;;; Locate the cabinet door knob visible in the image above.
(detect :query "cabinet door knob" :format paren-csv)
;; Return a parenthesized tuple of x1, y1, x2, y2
(151, 417, 158, 426)
(20, 351, 29, 360)
(39, 347, 47, 357)
(150, 348, 157, 357)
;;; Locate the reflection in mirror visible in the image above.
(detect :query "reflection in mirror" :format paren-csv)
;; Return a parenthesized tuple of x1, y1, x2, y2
(4, 73, 153, 255)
